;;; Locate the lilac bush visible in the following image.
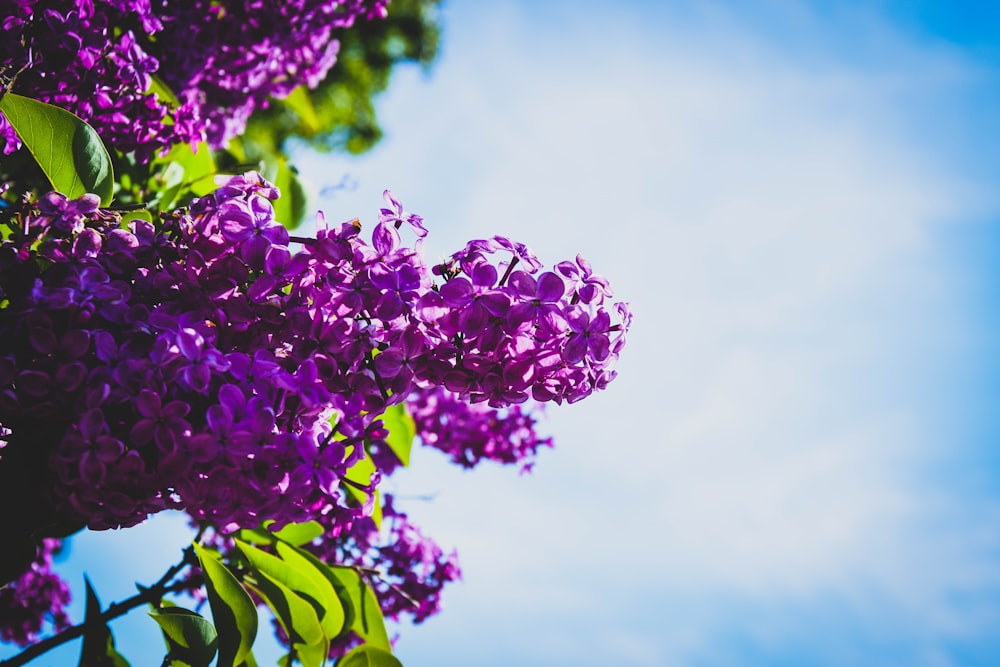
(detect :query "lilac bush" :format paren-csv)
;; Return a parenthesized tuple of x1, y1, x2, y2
(0, 1, 631, 662)
(0, 0, 389, 160)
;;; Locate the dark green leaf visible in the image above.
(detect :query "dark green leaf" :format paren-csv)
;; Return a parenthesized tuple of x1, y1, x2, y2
(335, 646, 403, 667)
(149, 607, 218, 667)
(193, 542, 258, 667)
(380, 404, 415, 468)
(0, 93, 114, 206)
(78, 577, 132, 667)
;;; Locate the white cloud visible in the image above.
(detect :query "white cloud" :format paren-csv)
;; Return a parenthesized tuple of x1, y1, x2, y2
(297, 2, 1000, 664)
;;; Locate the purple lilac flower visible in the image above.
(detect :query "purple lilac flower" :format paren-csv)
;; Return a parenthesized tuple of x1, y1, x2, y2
(0, 539, 71, 646)
(0, 0, 389, 160)
(408, 386, 554, 472)
(0, 175, 629, 550)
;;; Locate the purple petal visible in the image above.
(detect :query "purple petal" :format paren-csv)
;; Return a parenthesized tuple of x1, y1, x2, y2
(536, 272, 565, 302)
(440, 278, 473, 307)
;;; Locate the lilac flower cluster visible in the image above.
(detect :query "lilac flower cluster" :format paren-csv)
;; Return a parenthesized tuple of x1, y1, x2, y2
(1, 0, 167, 157)
(0, 539, 71, 646)
(0, 177, 629, 539)
(0, 0, 388, 160)
(409, 386, 553, 473)
(152, 0, 389, 150)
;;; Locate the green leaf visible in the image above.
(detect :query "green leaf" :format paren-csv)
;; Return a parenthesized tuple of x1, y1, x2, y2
(295, 641, 331, 667)
(274, 541, 346, 638)
(238, 520, 324, 548)
(343, 448, 382, 529)
(271, 520, 324, 547)
(279, 86, 322, 134)
(335, 646, 403, 667)
(78, 577, 132, 667)
(321, 567, 390, 651)
(121, 209, 153, 225)
(148, 607, 218, 667)
(0, 93, 114, 206)
(246, 572, 328, 667)
(193, 543, 258, 667)
(380, 404, 415, 468)
(150, 141, 217, 210)
(236, 540, 336, 650)
(357, 579, 391, 651)
(147, 75, 180, 107)
(273, 545, 358, 636)
(268, 158, 310, 229)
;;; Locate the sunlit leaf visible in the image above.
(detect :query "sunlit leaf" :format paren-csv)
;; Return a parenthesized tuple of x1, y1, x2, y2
(344, 448, 382, 529)
(236, 541, 328, 664)
(274, 540, 346, 638)
(380, 404, 415, 468)
(120, 209, 153, 225)
(335, 645, 403, 667)
(0, 93, 114, 205)
(275, 545, 358, 635)
(357, 579, 391, 651)
(279, 86, 322, 134)
(150, 141, 217, 210)
(322, 567, 391, 651)
(147, 75, 180, 107)
(193, 543, 258, 667)
(270, 520, 324, 547)
(268, 158, 309, 229)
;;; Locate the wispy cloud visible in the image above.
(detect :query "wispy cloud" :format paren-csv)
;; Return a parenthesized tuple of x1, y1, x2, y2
(296, 2, 1000, 665)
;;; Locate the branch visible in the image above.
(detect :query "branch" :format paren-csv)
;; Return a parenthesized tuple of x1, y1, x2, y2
(0, 546, 198, 667)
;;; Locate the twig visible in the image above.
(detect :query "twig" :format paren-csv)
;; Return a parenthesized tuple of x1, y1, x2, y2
(0, 546, 197, 667)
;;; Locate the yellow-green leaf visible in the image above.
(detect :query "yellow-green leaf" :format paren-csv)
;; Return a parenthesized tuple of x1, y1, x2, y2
(380, 404, 415, 468)
(336, 645, 403, 667)
(274, 541, 346, 638)
(343, 448, 382, 529)
(279, 86, 321, 134)
(193, 543, 258, 667)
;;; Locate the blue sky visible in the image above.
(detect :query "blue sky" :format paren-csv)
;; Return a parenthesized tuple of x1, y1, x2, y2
(5, 1, 1000, 666)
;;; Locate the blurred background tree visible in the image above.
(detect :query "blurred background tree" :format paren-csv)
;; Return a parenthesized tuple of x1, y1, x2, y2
(235, 0, 442, 164)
